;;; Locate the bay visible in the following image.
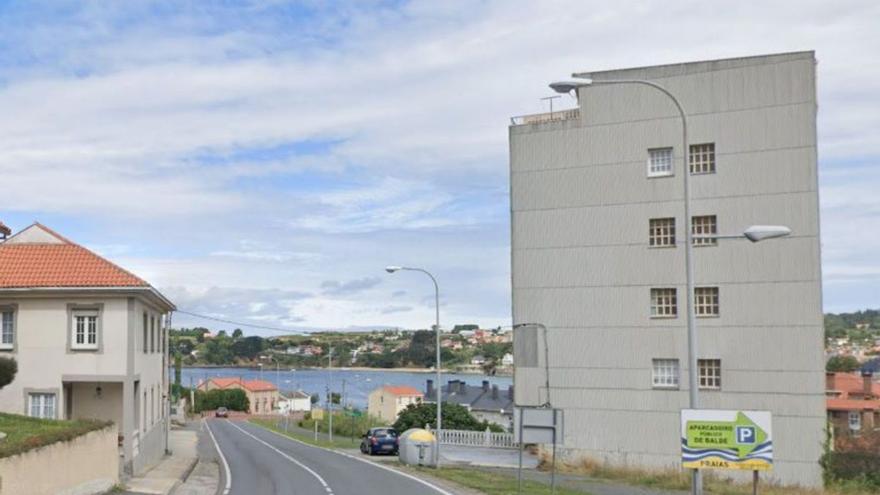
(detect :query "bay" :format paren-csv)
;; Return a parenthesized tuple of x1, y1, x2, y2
(177, 367, 513, 410)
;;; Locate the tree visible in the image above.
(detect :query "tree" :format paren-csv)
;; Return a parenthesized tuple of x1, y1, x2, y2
(194, 389, 249, 413)
(827, 355, 861, 372)
(393, 402, 503, 432)
(174, 354, 182, 388)
(0, 357, 16, 389)
(232, 328, 243, 339)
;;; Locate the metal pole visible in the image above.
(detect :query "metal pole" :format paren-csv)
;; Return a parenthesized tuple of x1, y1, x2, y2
(587, 79, 698, 494)
(432, 273, 442, 467)
(517, 408, 524, 494)
(753, 470, 758, 495)
(328, 348, 333, 443)
(551, 423, 557, 495)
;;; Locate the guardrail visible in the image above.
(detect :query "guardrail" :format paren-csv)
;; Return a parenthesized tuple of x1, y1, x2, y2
(436, 428, 518, 449)
(510, 108, 580, 126)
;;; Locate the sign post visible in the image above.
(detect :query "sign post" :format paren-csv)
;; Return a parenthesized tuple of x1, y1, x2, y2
(681, 409, 772, 493)
(514, 406, 564, 495)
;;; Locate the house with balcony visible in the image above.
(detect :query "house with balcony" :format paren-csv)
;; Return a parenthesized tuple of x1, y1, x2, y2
(0, 222, 176, 475)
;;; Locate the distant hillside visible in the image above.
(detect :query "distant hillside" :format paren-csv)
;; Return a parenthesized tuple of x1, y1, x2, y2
(825, 309, 880, 339)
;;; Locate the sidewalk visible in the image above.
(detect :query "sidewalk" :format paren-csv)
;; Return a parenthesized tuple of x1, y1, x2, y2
(124, 427, 199, 495)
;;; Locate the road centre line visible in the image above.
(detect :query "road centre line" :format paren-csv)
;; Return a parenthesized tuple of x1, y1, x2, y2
(226, 420, 335, 495)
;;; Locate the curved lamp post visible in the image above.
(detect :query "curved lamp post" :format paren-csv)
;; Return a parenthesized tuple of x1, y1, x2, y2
(386, 265, 442, 466)
(550, 79, 791, 495)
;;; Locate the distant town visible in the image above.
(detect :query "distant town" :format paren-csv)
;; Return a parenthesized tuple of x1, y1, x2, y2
(170, 324, 514, 375)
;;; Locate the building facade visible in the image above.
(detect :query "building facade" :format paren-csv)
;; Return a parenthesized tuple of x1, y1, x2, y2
(198, 377, 280, 414)
(0, 223, 175, 475)
(368, 385, 423, 424)
(826, 372, 880, 439)
(510, 52, 824, 486)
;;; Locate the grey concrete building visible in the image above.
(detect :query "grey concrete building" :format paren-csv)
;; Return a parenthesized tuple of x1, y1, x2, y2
(509, 52, 824, 487)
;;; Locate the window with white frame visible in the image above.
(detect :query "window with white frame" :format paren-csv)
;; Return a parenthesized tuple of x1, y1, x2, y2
(71, 310, 99, 350)
(692, 215, 717, 246)
(649, 218, 676, 247)
(690, 143, 716, 174)
(648, 148, 673, 177)
(652, 359, 680, 388)
(695, 287, 720, 317)
(698, 359, 722, 389)
(650, 288, 678, 318)
(848, 411, 861, 431)
(28, 393, 56, 419)
(0, 310, 13, 349)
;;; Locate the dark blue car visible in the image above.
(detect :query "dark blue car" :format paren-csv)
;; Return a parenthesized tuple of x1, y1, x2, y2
(360, 427, 399, 455)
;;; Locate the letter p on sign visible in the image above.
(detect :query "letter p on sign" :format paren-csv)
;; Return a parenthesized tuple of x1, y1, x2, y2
(736, 426, 756, 445)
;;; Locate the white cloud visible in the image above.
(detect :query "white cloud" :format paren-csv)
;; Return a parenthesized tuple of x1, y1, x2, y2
(0, 0, 877, 328)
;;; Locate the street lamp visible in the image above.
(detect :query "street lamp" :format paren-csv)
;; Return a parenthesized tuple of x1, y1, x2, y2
(385, 265, 442, 466)
(551, 79, 791, 495)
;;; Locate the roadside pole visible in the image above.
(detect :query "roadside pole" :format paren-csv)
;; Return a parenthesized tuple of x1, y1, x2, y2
(328, 347, 333, 443)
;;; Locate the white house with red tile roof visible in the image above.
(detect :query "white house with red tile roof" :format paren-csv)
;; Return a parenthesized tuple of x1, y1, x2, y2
(196, 377, 280, 415)
(367, 385, 423, 423)
(0, 223, 175, 475)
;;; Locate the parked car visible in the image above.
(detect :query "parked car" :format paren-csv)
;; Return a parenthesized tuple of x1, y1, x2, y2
(360, 427, 399, 455)
(215, 407, 229, 418)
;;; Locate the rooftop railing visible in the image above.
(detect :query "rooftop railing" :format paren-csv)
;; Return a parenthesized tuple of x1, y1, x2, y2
(510, 108, 580, 126)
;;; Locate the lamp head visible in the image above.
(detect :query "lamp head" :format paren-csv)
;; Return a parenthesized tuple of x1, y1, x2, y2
(549, 80, 592, 94)
(743, 225, 791, 243)
(385, 266, 402, 273)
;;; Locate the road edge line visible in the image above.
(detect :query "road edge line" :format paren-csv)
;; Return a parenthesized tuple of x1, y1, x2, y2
(227, 420, 335, 494)
(248, 420, 454, 495)
(203, 419, 232, 495)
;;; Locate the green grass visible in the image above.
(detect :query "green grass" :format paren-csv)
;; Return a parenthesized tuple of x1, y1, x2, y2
(0, 412, 112, 459)
(413, 466, 592, 495)
(250, 418, 361, 449)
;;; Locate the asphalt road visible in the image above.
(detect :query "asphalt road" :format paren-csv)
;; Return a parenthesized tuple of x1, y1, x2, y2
(205, 419, 453, 495)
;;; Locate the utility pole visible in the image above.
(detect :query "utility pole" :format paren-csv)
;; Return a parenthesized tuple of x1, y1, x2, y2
(328, 347, 333, 443)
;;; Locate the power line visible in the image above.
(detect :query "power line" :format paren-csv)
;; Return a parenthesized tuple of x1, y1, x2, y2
(175, 309, 315, 335)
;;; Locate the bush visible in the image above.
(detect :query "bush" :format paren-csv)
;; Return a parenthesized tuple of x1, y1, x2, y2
(194, 389, 249, 413)
(0, 357, 16, 389)
(393, 402, 505, 433)
(821, 451, 880, 488)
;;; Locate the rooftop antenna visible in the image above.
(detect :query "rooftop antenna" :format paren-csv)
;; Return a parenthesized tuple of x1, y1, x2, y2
(540, 95, 561, 120)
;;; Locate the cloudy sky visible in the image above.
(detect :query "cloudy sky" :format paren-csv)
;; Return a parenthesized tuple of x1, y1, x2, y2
(0, 1, 877, 334)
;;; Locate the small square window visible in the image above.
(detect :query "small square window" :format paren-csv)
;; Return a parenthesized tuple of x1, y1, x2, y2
(652, 359, 679, 388)
(649, 218, 676, 247)
(698, 359, 721, 389)
(848, 411, 861, 431)
(648, 148, 673, 177)
(695, 287, 719, 317)
(692, 215, 717, 246)
(690, 143, 716, 174)
(651, 288, 678, 318)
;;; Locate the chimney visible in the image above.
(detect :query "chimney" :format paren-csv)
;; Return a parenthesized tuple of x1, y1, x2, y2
(862, 370, 874, 398)
(508, 385, 514, 400)
(492, 384, 499, 400)
(825, 372, 835, 392)
(482, 380, 490, 392)
(0, 221, 10, 240)
(427, 379, 434, 399)
(448, 380, 456, 395)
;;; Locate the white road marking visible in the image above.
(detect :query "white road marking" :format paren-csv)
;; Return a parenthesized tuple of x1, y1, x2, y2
(227, 420, 335, 495)
(204, 419, 232, 495)
(254, 422, 455, 495)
